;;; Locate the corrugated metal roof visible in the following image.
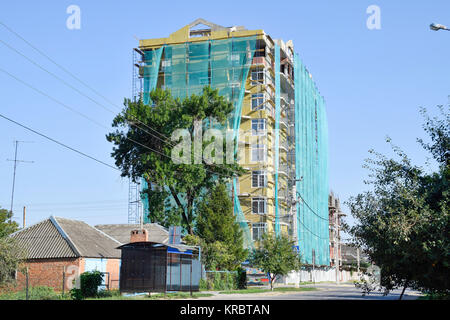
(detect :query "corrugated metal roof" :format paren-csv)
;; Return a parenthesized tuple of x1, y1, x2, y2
(95, 223, 169, 245)
(12, 218, 77, 259)
(12, 217, 122, 259)
(55, 217, 121, 259)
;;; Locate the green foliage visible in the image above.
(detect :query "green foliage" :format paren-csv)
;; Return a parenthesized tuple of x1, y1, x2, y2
(236, 267, 247, 290)
(0, 237, 25, 286)
(203, 271, 238, 291)
(0, 208, 19, 239)
(346, 105, 450, 297)
(188, 183, 247, 270)
(0, 207, 24, 287)
(199, 278, 208, 291)
(249, 233, 302, 290)
(78, 271, 104, 299)
(107, 87, 245, 233)
(96, 289, 120, 298)
(0, 286, 61, 300)
(69, 288, 83, 300)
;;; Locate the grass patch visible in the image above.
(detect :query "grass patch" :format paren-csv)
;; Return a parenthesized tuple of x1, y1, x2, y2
(417, 293, 449, 300)
(0, 286, 68, 300)
(219, 286, 317, 294)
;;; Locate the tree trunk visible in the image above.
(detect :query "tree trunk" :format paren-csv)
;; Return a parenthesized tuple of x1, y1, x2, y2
(169, 186, 192, 233)
(270, 275, 276, 291)
(399, 281, 408, 300)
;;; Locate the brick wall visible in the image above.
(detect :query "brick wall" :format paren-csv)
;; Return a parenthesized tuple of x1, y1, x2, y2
(16, 258, 82, 292)
(14, 257, 121, 292)
(106, 259, 120, 289)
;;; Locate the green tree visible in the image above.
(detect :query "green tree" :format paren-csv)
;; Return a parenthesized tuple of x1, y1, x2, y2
(0, 208, 19, 238)
(107, 87, 244, 233)
(185, 183, 247, 270)
(0, 207, 23, 286)
(346, 105, 449, 298)
(249, 233, 302, 290)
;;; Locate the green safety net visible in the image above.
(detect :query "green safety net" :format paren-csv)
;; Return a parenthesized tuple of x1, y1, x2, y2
(141, 47, 163, 220)
(143, 47, 163, 105)
(141, 37, 257, 249)
(274, 44, 281, 237)
(294, 53, 329, 266)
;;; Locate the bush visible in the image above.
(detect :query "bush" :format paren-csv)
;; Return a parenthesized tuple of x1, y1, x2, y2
(203, 271, 242, 291)
(80, 271, 103, 298)
(69, 288, 83, 300)
(70, 271, 104, 300)
(236, 268, 247, 290)
(199, 278, 208, 291)
(97, 289, 120, 298)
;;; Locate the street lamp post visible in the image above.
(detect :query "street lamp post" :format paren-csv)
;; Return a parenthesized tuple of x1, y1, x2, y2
(430, 23, 450, 31)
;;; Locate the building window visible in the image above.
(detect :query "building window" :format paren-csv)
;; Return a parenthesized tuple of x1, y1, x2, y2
(251, 119, 266, 136)
(251, 144, 266, 162)
(252, 170, 267, 188)
(251, 67, 264, 85)
(252, 222, 267, 241)
(252, 197, 267, 215)
(230, 53, 240, 62)
(251, 93, 265, 111)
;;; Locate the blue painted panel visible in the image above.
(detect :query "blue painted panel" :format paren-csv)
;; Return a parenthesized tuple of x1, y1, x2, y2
(84, 258, 107, 290)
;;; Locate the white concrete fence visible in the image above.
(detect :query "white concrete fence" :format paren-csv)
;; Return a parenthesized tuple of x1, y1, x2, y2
(278, 267, 367, 285)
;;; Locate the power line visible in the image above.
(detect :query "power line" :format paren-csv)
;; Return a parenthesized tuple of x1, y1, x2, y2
(0, 67, 234, 179)
(0, 45, 240, 178)
(296, 191, 329, 221)
(0, 25, 241, 177)
(0, 113, 120, 171)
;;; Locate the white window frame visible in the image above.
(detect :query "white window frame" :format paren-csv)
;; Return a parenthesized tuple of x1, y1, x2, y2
(251, 67, 265, 85)
(252, 170, 267, 188)
(252, 197, 267, 215)
(251, 119, 266, 136)
(251, 144, 267, 162)
(251, 93, 265, 111)
(252, 222, 267, 241)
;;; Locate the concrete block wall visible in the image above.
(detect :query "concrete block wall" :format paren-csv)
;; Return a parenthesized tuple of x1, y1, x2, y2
(281, 267, 365, 284)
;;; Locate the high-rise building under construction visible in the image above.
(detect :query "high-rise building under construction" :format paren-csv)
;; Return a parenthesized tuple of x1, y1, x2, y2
(132, 19, 329, 266)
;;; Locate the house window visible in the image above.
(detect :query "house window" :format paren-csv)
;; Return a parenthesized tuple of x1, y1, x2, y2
(251, 144, 266, 162)
(251, 93, 265, 111)
(252, 222, 267, 241)
(251, 67, 264, 85)
(252, 197, 267, 215)
(252, 170, 267, 188)
(251, 119, 266, 136)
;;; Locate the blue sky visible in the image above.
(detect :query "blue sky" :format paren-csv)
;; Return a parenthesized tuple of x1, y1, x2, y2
(0, 1, 449, 229)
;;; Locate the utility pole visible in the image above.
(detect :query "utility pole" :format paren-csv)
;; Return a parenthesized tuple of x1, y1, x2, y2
(7, 140, 34, 222)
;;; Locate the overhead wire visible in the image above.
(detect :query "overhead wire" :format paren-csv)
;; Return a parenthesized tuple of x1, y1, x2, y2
(0, 112, 119, 171)
(0, 22, 242, 177)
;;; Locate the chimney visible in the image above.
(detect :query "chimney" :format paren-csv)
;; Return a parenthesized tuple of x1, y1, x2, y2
(130, 229, 148, 243)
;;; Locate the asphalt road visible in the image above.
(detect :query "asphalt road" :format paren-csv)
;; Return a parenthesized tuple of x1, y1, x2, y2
(199, 283, 423, 300)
